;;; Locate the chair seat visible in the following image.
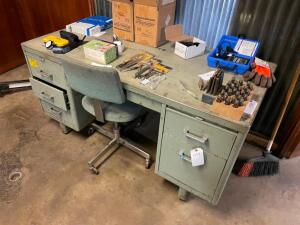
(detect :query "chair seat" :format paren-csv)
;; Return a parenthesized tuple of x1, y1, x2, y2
(82, 96, 144, 123)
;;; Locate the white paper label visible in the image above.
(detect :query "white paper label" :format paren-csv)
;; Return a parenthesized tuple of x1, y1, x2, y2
(255, 57, 270, 69)
(140, 79, 150, 85)
(244, 100, 258, 115)
(234, 39, 258, 57)
(190, 148, 205, 167)
(198, 71, 215, 81)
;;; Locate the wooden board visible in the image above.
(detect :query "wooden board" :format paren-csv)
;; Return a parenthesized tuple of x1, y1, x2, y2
(210, 92, 255, 122)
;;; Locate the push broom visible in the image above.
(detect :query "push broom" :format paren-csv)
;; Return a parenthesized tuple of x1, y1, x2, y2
(233, 62, 300, 176)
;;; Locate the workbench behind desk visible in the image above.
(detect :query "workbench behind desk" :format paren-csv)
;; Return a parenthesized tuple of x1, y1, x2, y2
(21, 31, 268, 205)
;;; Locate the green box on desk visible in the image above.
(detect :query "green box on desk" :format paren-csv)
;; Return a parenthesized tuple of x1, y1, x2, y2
(83, 40, 117, 64)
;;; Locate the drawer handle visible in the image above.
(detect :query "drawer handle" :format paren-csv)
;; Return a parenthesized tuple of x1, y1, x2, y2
(50, 107, 62, 114)
(40, 92, 54, 102)
(184, 129, 208, 144)
(40, 70, 53, 80)
(179, 150, 192, 163)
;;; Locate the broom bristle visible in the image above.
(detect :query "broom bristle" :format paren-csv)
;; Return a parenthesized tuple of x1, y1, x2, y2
(233, 152, 279, 177)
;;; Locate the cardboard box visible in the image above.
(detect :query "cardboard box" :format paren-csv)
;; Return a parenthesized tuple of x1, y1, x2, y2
(111, 0, 135, 42)
(134, 0, 176, 47)
(165, 24, 206, 59)
(83, 40, 117, 64)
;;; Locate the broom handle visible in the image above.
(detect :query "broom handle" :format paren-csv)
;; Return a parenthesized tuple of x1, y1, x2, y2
(266, 62, 300, 152)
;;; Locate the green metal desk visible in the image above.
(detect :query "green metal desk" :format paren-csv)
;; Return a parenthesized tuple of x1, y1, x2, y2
(21, 31, 268, 205)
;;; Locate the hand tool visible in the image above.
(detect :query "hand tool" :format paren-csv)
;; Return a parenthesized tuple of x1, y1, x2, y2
(0, 80, 31, 97)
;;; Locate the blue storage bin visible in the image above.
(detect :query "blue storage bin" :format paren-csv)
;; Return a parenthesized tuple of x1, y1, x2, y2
(79, 16, 113, 31)
(207, 35, 260, 74)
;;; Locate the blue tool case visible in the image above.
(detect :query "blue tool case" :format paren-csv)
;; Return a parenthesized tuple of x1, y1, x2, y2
(207, 35, 260, 74)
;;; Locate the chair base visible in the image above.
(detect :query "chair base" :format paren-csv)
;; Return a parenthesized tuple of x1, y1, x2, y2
(88, 122, 151, 175)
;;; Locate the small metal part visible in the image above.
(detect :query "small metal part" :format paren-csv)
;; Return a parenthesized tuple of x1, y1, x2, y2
(225, 96, 232, 105)
(8, 170, 23, 182)
(216, 95, 223, 103)
(233, 99, 240, 108)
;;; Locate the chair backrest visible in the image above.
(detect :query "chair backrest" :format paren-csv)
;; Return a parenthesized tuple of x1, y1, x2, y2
(62, 59, 126, 104)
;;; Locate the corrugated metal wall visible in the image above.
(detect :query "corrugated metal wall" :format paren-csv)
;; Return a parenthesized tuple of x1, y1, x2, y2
(229, 0, 300, 138)
(176, 0, 237, 49)
(94, 0, 111, 17)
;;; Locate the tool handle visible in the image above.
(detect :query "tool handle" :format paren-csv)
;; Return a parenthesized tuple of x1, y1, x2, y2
(267, 61, 300, 152)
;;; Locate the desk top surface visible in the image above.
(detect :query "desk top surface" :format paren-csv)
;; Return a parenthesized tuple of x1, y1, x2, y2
(22, 31, 272, 130)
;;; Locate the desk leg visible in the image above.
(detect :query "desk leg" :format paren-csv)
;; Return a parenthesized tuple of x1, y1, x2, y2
(178, 187, 190, 201)
(60, 122, 72, 134)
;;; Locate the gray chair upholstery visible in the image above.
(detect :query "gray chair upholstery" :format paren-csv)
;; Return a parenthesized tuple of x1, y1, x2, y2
(63, 60, 125, 104)
(62, 59, 151, 175)
(82, 96, 144, 123)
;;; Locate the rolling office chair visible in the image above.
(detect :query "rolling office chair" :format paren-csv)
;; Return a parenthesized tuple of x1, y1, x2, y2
(62, 60, 151, 175)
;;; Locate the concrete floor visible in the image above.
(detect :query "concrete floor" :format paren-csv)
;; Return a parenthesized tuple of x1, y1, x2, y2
(0, 65, 299, 225)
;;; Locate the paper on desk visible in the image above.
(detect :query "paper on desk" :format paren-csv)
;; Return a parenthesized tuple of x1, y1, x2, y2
(198, 71, 215, 81)
(140, 79, 151, 85)
(93, 31, 106, 37)
(91, 62, 112, 68)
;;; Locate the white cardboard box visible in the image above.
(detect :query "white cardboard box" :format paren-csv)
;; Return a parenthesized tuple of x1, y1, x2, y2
(66, 22, 101, 37)
(165, 24, 206, 59)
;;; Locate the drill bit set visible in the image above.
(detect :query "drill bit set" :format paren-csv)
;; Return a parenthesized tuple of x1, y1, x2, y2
(116, 53, 172, 81)
(216, 78, 254, 108)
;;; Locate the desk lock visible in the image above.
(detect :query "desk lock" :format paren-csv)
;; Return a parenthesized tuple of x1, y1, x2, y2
(40, 70, 53, 81)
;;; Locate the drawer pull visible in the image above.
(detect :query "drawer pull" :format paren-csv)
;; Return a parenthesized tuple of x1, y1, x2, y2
(40, 70, 53, 80)
(40, 92, 54, 102)
(184, 129, 208, 144)
(50, 107, 62, 114)
(179, 150, 192, 163)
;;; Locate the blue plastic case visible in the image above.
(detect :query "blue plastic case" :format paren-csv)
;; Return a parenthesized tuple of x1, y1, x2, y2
(207, 35, 260, 74)
(79, 16, 113, 31)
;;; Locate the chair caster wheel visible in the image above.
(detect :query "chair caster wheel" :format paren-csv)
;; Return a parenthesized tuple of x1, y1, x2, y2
(82, 126, 95, 137)
(145, 159, 151, 169)
(89, 166, 99, 175)
(87, 126, 95, 136)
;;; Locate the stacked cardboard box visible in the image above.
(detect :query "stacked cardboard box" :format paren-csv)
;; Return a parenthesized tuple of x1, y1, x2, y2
(111, 0, 176, 47)
(111, 0, 135, 42)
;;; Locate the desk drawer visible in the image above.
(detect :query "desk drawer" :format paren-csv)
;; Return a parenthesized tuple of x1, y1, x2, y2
(40, 101, 73, 127)
(163, 108, 237, 159)
(159, 136, 226, 198)
(26, 52, 67, 89)
(30, 78, 68, 111)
